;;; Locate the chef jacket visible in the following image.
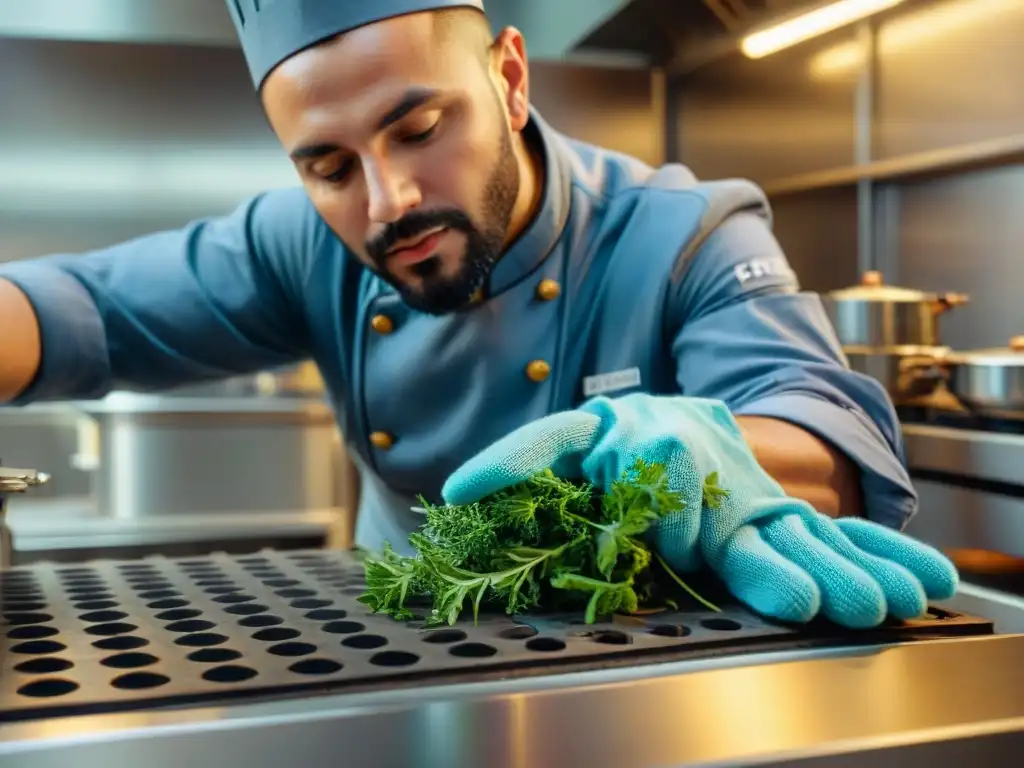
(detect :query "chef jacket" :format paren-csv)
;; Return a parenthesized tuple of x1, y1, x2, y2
(0, 108, 917, 553)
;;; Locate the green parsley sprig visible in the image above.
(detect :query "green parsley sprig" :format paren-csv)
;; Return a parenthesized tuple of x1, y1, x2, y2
(358, 458, 727, 627)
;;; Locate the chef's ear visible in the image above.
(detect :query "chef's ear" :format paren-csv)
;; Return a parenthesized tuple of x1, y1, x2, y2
(490, 26, 530, 131)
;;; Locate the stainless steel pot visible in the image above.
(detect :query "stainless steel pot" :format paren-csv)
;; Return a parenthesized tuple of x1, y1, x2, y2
(825, 271, 969, 348)
(944, 336, 1024, 420)
(843, 345, 949, 403)
(73, 392, 341, 520)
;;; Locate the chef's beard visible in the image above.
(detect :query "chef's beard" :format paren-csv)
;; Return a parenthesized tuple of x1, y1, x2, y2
(364, 123, 520, 315)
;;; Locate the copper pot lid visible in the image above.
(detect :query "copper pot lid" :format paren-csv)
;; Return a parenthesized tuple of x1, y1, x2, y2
(946, 336, 1024, 367)
(827, 271, 968, 305)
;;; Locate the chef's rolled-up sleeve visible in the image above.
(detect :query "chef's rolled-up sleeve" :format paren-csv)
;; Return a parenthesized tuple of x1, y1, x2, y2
(667, 210, 917, 531)
(0, 188, 320, 403)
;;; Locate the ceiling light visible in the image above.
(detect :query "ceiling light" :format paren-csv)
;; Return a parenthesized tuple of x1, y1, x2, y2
(740, 0, 906, 59)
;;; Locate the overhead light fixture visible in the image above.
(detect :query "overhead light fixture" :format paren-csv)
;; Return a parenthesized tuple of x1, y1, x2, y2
(740, 0, 906, 59)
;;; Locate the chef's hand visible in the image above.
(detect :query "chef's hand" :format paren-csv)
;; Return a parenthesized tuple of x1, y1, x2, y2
(441, 393, 959, 629)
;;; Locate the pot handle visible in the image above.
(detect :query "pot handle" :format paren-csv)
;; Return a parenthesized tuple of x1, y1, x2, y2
(933, 292, 970, 313)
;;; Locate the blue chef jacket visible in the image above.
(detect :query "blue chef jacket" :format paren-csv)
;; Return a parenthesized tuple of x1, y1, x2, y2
(0, 108, 917, 553)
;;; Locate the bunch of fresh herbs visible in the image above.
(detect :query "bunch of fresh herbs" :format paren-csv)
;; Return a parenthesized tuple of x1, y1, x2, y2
(358, 458, 728, 627)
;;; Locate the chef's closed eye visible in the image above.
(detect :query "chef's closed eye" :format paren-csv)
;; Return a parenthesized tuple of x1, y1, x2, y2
(394, 111, 443, 143)
(312, 155, 356, 184)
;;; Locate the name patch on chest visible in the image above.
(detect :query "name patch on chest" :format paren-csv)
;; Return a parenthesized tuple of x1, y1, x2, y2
(583, 367, 642, 397)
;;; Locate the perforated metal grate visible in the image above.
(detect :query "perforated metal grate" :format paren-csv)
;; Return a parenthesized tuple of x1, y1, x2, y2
(0, 549, 993, 723)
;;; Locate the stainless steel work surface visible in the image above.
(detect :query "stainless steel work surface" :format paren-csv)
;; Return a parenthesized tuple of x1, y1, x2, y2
(2, 549, 1022, 766)
(1, 630, 1022, 767)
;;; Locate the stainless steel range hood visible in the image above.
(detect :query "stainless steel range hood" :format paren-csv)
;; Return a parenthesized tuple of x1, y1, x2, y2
(0, 0, 639, 62)
(572, 0, 842, 73)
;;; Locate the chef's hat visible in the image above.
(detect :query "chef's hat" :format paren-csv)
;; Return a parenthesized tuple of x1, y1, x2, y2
(226, 0, 487, 89)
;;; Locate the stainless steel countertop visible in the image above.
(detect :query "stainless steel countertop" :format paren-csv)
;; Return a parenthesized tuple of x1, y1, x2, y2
(1, 583, 1022, 768)
(5, 497, 340, 553)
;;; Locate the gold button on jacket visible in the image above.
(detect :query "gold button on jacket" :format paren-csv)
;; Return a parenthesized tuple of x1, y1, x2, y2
(369, 431, 394, 450)
(536, 279, 561, 301)
(370, 314, 394, 334)
(526, 359, 551, 382)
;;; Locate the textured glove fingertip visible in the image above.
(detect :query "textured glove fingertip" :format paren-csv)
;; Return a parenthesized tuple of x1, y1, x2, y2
(716, 526, 822, 624)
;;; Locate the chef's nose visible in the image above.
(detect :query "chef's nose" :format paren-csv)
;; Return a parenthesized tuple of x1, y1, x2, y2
(364, 157, 422, 224)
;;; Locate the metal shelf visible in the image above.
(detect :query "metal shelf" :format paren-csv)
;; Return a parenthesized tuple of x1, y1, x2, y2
(763, 132, 1024, 197)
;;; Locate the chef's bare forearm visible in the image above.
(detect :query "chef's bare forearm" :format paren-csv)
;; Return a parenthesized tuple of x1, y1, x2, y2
(736, 415, 864, 519)
(0, 278, 42, 403)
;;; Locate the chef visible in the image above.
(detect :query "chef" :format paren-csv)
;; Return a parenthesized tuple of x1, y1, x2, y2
(0, 0, 956, 627)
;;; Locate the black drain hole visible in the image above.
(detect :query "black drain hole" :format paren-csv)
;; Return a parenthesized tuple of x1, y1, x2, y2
(101, 653, 159, 669)
(93, 636, 149, 651)
(290, 659, 343, 675)
(592, 631, 631, 645)
(306, 609, 348, 621)
(422, 629, 467, 644)
(225, 603, 268, 616)
(166, 619, 216, 634)
(277, 588, 318, 599)
(75, 600, 119, 611)
(188, 648, 242, 663)
(15, 657, 74, 674)
(112, 672, 170, 690)
(60, 567, 99, 576)
(79, 610, 129, 623)
(237, 557, 271, 565)
(526, 637, 566, 653)
(85, 622, 137, 637)
(147, 598, 190, 610)
(174, 633, 229, 648)
(239, 615, 283, 628)
(701, 618, 742, 632)
(64, 586, 110, 596)
(498, 625, 538, 640)
(450, 642, 498, 658)
(342, 634, 388, 650)
(262, 579, 301, 588)
(6, 625, 58, 640)
(16, 679, 79, 698)
(2, 612, 54, 626)
(118, 564, 158, 572)
(253, 627, 300, 643)
(292, 598, 332, 610)
(138, 590, 180, 600)
(268, 642, 317, 657)
(12, 640, 66, 655)
(155, 609, 202, 622)
(322, 621, 364, 635)
(128, 579, 174, 590)
(650, 624, 691, 638)
(203, 665, 258, 683)
(213, 594, 256, 604)
(3, 601, 46, 612)
(203, 585, 243, 595)
(370, 651, 419, 667)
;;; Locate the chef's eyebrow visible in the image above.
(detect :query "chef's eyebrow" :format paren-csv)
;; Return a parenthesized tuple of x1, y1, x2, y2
(288, 87, 441, 162)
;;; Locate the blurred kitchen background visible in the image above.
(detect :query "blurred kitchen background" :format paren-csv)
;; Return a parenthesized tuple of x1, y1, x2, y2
(0, 1, 1021, 586)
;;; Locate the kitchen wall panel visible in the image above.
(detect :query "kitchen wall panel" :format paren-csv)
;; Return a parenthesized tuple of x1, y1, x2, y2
(872, 0, 1024, 159)
(893, 164, 1024, 350)
(672, 26, 862, 186)
(770, 187, 860, 294)
(0, 37, 659, 262)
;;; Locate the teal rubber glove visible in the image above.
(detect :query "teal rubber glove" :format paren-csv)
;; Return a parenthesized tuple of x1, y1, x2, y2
(441, 393, 959, 629)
